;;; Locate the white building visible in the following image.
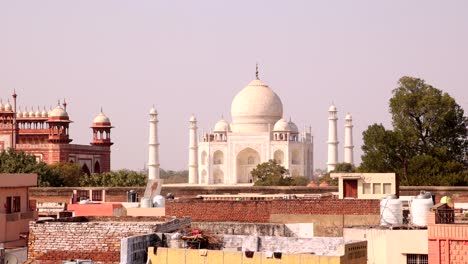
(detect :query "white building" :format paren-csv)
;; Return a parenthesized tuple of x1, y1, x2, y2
(188, 73, 314, 185)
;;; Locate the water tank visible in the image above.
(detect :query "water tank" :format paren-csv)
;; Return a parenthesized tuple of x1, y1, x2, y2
(411, 192, 434, 226)
(153, 195, 165, 208)
(140, 197, 152, 208)
(380, 195, 403, 226)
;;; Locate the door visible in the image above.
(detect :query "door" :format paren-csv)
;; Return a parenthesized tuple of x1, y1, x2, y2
(343, 180, 358, 198)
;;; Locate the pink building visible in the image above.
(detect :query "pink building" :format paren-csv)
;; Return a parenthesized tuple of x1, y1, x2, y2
(0, 173, 38, 248)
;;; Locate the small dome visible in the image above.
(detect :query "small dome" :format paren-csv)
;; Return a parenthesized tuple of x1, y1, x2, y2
(328, 104, 337, 112)
(49, 105, 69, 119)
(189, 115, 197, 122)
(273, 118, 291, 131)
(4, 102, 12, 111)
(93, 111, 111, 124)
(23, 110, 29, 118)
(35, 108, 41, 117)
(16, 110, 23, 118)
(41, 108, 48, 117)
(29, 110, 35, 117)
(214, 118, 230, 132)
(345, 113, 352, 120)
(288, 119, 299, 133)
(149, 107, 157, 115)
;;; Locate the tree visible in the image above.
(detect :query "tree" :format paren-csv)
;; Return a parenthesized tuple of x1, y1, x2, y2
(334, 162, 356, 173)
(251, 160, 293, 186)
(0, 148, 64, 187)
(79, 169, 147, 187)
(360, 76, 468, 185)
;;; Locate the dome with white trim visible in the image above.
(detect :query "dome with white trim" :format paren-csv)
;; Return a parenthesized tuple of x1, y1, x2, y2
(93, 111, 111, 124)
(49, 105, 69, 119)
(214, 117, 230, 132)
(273, 118, 291, 131)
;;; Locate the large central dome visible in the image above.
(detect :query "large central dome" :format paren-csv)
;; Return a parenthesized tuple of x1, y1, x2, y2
(231, 79, 283, 132)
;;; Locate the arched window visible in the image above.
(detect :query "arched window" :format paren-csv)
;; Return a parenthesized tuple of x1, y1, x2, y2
(82, 164, 91, 176)
(94, 161, 101, 174)
(213, 150, 224, 165)
(274, 150, 284, 164)
(201, 151, 207, 165)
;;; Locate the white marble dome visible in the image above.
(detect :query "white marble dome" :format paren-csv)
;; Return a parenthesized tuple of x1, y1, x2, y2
(345, 113, 352, 120)
(17, 110, 23, 118)
(93, 112, 111, 124)
(273, 118, 291, 131)
(328, 104, 337, 112)
(49, 105, 69, 119)
(214, 118, 230, 132)
(288, 120, 299, 133)
(231, 79, 283, 131)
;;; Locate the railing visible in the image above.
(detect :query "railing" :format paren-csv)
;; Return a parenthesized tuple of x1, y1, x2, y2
(435, 209, 455, 224)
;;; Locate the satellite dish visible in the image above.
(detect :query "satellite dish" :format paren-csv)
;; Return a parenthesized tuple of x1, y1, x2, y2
(5, 253, 18, 264)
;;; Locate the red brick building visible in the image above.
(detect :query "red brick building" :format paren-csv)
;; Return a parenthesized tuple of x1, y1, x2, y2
(428, 204, 468, 264)
(0, 92, 113, 174)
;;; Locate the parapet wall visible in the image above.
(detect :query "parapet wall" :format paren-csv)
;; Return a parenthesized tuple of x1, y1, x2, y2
(28, 216, 191, 263)
(165, 198, 380, 223)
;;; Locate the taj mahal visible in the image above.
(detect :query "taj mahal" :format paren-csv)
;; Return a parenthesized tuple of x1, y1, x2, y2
(187, 69, 314, 185)
(146, 68, 355, 185)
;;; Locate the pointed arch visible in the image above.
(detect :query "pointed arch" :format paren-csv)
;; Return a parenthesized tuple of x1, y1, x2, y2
(94, 161, 101, 174)
(236, 148, 260, 183)
(201, 151, 207, 165)
(274, 150, 284, 164)
(82, 164, 91, 176)
(213, 150, 224, 165)
(213, 169, 224, 184)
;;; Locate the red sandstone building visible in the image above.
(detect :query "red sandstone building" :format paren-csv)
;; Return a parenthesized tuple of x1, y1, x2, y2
(0, 92, 113, 174)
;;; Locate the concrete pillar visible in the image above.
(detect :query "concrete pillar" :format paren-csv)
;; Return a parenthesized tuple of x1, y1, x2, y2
(148, 107, 160, 180)
(188, 115, 199, 184)
(327, 104, 339, 172)
(344, 113, 354, 165)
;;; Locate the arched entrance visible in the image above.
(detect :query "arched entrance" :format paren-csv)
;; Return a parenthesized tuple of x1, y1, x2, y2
(94, 161, 101, 174)
(213, 169, 224, 184)
(236, 148, 260, 183)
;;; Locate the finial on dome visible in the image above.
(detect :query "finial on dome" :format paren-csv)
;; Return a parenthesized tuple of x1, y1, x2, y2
(12, 89, 17, 98)
(63, 98, 67, 110)
(255, 62, 259, 80)
(100, 107, 103, 113)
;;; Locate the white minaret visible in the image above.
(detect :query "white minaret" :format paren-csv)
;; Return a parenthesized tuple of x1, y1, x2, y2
(327, 104, 339, 172)
(148, 106, 160, 180)
(344, 113, 354, 165)
(188, 114, 199, 184)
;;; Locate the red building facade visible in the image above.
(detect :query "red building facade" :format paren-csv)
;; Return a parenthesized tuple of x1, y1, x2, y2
(0, 92, 113, 174)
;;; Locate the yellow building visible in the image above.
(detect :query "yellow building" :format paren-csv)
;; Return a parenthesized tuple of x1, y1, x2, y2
(148, 241, 367, 264)
(331, 173, 398, 199)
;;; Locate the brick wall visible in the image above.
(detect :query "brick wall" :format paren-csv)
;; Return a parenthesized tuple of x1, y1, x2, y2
(165, 199, 380, 222)
(428, 210, 468, 264)
(30, 186, 468, 205)
(28, 216, 191, 264)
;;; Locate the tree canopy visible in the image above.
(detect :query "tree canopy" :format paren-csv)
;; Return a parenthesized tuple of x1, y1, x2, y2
(251, 160, 308, 186)
(360, 76, 468, 185)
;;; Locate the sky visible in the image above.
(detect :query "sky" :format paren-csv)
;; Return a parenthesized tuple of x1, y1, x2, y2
(1, 1, 467, 171)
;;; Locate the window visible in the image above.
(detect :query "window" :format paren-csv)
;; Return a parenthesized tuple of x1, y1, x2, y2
(373, 183, 381, 194)
(383, 183, 392, 194)
(407, 254, 428, 264)
(77, 190, 88, 201)
(363, 183, 371, 194)
(5, 196, 21, 213)
(92, 190, 103, 201)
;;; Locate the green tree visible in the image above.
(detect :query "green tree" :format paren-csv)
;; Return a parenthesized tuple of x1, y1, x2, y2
(48, 162, 84, 187)
(251, 160, 292, 186)
(0, 148, 64, 187)
(360, 76, 468, 185)
(79, 169, 147, 187)
(334, 162, 356, 173)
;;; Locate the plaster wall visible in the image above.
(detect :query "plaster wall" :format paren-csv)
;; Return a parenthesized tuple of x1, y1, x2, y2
(343, 228, 428, 264)
(332, 173, 397, 199)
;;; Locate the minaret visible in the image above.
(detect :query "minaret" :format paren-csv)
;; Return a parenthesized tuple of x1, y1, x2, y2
(148, 107, 160, 180)
(344, 113, 354, 165)
(327, 104, 339, 172)
(188, 114, 199, 184)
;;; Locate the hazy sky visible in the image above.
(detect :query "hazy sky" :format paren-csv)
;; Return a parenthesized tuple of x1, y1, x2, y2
(1, 1, 467, 171)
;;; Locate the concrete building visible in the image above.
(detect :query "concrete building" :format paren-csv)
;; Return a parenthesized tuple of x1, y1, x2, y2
(189, 69, 314, 184)
(0, 93, 113, 174)
(344, 227, 428, 264)
(0, 173, 38, 248)
(331, 173, 398, 199)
